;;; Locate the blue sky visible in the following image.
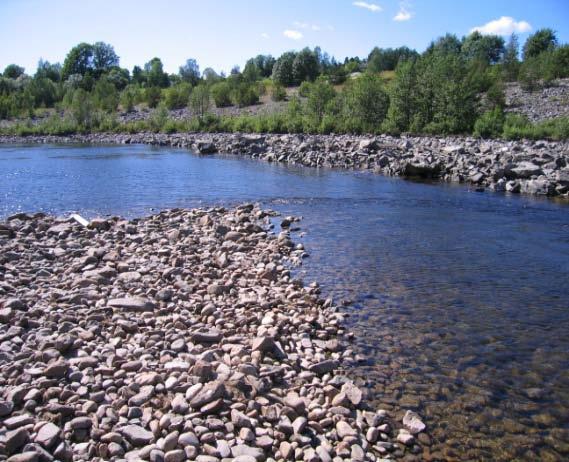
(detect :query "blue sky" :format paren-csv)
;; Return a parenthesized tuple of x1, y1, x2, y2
(1, 0, 568, 75)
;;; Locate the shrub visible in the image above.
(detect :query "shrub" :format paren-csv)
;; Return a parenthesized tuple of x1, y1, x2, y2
(231, 83, 259, 107)
(120, 87, 136, 112)
(70, 89, 95, 128)
(474, 108, 505, 138)
(189, 85, 211, 117)
(270, 83, 286, 101)
(211, 81, 232, 107)
(486, 81, 506, 109)
(92, 78, 118, 113)
(144, 86, 162, 108)
(148, 104, 168, 132)
(518, 58, 542, 92)
(305, 80, 335, 127)
(503, 115, 569, 140)
(164, 83, 191, 110)
(298, 81, 312, 97)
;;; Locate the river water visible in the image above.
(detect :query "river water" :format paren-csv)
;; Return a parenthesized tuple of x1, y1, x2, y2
(1, 143, 569, 461)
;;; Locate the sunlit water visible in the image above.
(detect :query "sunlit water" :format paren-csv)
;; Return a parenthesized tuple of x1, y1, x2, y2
(1, 144, 569, 461)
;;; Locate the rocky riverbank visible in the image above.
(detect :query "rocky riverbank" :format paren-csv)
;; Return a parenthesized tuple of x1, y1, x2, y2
(0, 206, 429, 462)
(2, 132, 568, 199)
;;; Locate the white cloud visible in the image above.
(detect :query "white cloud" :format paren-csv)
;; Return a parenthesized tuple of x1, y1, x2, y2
(283, 29, 303, 40)
(311, 24, 322, 31)
(353, 1, 382, 12)
(471, 16, 532, 35)
(261, 32, 269, 39)
(393, 1, 412, 21)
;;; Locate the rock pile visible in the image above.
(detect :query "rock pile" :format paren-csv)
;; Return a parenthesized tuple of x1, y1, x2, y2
(0, 206, 427, 461)
(1, 132, 567, 199)
(505, 79, 569, 122)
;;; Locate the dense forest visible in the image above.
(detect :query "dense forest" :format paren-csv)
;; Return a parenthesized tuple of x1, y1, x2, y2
(1, 28, 568, 139)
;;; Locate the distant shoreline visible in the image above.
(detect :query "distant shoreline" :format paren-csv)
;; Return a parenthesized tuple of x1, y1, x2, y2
(1, 131, 568, 199)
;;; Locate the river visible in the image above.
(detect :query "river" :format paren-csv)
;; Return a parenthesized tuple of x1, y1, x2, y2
(1, 143, 569, 461)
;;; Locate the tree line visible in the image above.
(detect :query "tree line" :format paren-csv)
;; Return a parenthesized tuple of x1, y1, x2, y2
(1, 28, 568, 140)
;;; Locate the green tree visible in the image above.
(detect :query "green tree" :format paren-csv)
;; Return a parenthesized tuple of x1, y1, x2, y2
(551, 45, 569, 78)
(305, 79, 335, 125)
(132, 65, 146, 85)
(92, 42, 119, 74)
(179, 59, 200, 85)
(203, 68, 221, 84)
(144, 58, 169, 88)
(3, 64, 25, 79)
(35, 60, 62, 82)
(292, 48, 319, 84)
(243, 59, 261, 82)
(62, 43, 94, 79)
(461, 32, 505, 64)
(426, 54, 478, 133)
(386, 59, 418, 132)
(189, 85, 211, 117)
(253, 55, 276, 78)
(425, 34, 462, 56)
(523, 28, 558, 59)
(502, 34, 520, 81)
(367, 46, 418, 72)
(341, 74, 389, 132)
(272, 51, 296, 86)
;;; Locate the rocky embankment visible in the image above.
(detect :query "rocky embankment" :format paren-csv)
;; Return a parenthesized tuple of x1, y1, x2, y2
(0, 206, 428, 462)
(2, 132, 568, 198)
(505, 78, 569, 122)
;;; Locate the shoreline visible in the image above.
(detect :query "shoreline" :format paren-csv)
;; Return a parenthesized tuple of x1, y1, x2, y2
(1, 132, 568, 199)
(0, 206, 428, 461)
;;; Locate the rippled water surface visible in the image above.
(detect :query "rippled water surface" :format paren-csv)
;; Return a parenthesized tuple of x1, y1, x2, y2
(2, 144, 569, 461)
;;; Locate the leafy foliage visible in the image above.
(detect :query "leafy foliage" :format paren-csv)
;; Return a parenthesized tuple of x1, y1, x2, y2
(163, 83, 191, 109)
(211, 82, 232, 107)
(144, 58, 169, 88)
(179, 59, 200, 85)
(523, 28, 558, 60)
(292, 48, 319, 84)
(272, 52, 296, 86)
(189, 85, 211, 117)
(461, 32, 505, 64)
(270, 83, 287, 102)
(367, 46, 419, 72)
(474, 107, 505, 138)
(340, 74, 389, 133)
(3, 64, 25, 79)
(231, 83, 259, 107)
